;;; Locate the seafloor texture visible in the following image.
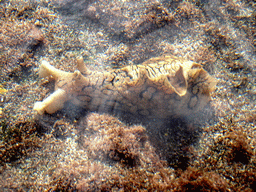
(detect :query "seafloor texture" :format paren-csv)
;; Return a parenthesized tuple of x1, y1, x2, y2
(0, 0, 255, 191)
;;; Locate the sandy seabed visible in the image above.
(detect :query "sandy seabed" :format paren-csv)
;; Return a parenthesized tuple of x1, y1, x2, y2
(0, 0, 255, 191)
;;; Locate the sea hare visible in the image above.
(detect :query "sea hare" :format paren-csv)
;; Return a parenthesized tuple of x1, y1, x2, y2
(33, 55, 216, 118)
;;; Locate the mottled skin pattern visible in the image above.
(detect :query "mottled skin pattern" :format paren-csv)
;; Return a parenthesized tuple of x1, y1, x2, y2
(34, 55, 216, 118)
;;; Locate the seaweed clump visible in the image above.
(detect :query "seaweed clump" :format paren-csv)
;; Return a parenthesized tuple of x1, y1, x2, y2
(194, 121, 256, 191)
(173, 167, 228, 192)
(0, 1, 52, 82)
(82, 113, 148, 166)
(0, 119, 40, 165)
(225, 128, 253, 164)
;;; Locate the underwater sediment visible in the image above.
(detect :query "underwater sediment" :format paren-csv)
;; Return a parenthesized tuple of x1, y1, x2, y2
(0, 0, 255, 191)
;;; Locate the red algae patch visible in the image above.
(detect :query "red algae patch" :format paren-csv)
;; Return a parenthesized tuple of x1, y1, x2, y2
(84, 113, 147, 165)
(173, 167, 228, 192)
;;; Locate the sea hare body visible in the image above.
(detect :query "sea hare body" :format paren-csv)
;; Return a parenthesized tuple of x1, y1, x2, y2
(34, 55, 216, 118)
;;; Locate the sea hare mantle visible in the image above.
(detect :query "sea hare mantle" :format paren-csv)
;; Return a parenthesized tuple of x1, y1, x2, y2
(33, 55, 216, 118)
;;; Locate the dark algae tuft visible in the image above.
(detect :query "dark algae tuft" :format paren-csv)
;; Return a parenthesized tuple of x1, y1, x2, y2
(0, 119, 40, 165)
